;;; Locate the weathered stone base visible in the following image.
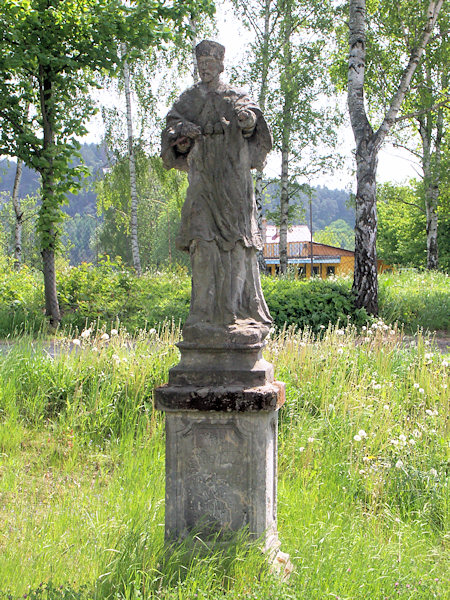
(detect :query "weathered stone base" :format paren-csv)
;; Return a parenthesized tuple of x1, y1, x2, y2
(160, 392, 284, 545)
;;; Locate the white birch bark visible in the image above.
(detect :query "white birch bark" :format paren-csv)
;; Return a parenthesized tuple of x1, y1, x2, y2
(12, 158, 23, 269)
(255, 0, 272, 270)
(121, 43, 142, 276)
(348, 0, 443, 314)
(279, 0, 293, 274)
(419, 109, 441, 270)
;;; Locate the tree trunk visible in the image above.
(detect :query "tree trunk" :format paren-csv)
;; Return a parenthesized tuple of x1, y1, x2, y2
(279, 146, 289, 274)
(12, 158, 23, 269)
(279, 0, 292, 275)
(39, 64, 61, 327)
(353, 136, 379, 313)
(419, 114, 440, 270)
(347, 0, 442, 314)
(254, 0, 272, 271)
(122, 43, 142, 276)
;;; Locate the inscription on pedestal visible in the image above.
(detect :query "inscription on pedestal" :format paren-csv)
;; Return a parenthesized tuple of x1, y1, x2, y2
(165, 411, 277, 541)
(184, 422, 249, 531)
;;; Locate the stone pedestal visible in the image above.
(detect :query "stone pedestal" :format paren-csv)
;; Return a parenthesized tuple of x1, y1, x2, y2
(154, 338, 286, 557)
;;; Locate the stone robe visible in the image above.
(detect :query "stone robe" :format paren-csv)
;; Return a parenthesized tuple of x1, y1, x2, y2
(161, 81, 273, 342)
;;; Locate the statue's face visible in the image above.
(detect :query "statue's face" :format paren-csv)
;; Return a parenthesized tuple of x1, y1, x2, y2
(197, 56, 223, 84)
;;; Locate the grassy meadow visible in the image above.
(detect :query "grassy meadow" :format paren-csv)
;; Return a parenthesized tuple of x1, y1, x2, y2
(0, 323, 448, 599)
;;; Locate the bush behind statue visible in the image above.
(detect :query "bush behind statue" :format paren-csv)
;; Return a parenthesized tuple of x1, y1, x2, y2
(1, 258, 448, 336)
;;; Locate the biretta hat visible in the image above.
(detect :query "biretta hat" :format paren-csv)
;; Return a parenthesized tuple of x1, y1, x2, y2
(195, 40, 225, 62)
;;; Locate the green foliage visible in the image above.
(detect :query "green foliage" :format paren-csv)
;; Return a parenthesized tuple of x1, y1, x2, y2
(1, 259, 449, 336)
(56, 257, 191, 332)
(262, 275, 369, 332)
(314, 218, 355, 250)
(377, 182, 427, 267)
(97, 154, 189, 270)
(0, 255, 45, 335)
(0, 325, 447, 597)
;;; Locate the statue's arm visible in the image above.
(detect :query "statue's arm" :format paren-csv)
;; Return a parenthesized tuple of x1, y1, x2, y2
(161, 99, 201, 172)
(234, 92, 273, 170)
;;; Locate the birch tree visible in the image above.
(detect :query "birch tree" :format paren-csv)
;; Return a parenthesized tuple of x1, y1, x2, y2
(11, 160, 24, 269)
(121, 43, 142, 275)
(347, 0, 444, 313)
(394, 12, 449, 270)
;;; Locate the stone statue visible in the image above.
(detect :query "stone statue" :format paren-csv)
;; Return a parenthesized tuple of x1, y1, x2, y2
(161, 40, 273, 346)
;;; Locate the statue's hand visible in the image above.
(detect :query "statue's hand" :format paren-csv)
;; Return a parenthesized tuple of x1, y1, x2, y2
(174, 136, 192, 154)
(236, 109, 257, 136)
(182, 122, 202, 139)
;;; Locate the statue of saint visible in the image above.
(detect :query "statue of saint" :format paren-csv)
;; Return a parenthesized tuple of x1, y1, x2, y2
(161, 40, 273, 345)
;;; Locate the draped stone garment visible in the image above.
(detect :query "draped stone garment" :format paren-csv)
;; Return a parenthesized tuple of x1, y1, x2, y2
(161, 81, 273, 340)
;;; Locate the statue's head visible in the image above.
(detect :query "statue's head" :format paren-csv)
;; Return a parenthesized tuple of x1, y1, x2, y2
(195, 40, 225, 84)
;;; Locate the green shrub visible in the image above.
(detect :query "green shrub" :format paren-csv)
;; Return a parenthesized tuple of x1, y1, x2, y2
(0, 256, 45, 336)
(262, 275, 370, 332)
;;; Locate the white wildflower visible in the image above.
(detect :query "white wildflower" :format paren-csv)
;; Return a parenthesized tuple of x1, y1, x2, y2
(413, 383, 420, 389)
(429, 468, 438, 477)
(336, 329, 345, 336)
(409, 439, 416, 445)
(307, 437, 315, 443)
(111, 329, 118, 336)
(419, 388, 425, 394)
(358, 429, 367, 438)
(390, 439, 399, 446)
(72, 339, 81, 347)
(362, 326, 367, 331)
(399, 434, 407, 442)
(395, 460, 404, 469)
(424, 340, 430, 346)
(80, 328, 92, 339)
(372, 383, 381, 390)
(442, 360, 448, 367)
(328, 404, 335, 412)
(337, 348, 344, 354)
(149, 328, 157, 335)
(424, 352, 433, 360)
(353, 434, 362, 442)
(100, 333, 109, 341)
(383, 404, 390, 410)
(412, 429, 421, 438)
(298, 447, 305, 452)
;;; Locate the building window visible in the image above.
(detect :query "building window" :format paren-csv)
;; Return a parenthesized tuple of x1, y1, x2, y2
(312, 266, 319, 276)
(327, 266, 335, 277)
(297, 266, 306, 278)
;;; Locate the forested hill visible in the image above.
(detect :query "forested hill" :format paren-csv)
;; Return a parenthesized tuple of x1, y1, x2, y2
(262, 182, 354, 230)
(0, 143, 106, 217)
(0, 143, 353, 228)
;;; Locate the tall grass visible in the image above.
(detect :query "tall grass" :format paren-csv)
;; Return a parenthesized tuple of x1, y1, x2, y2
(0, 324, 448, 599)
(379, 269, 450, 332)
